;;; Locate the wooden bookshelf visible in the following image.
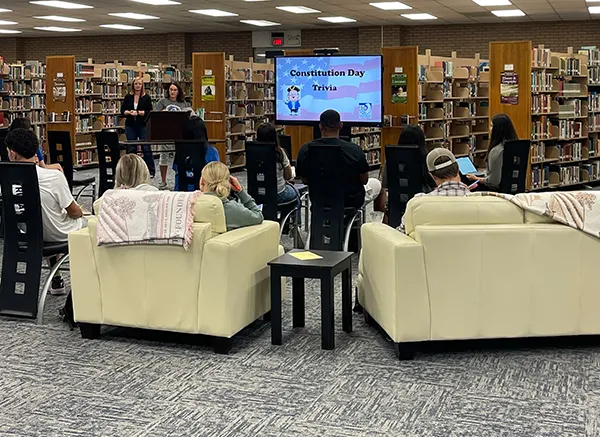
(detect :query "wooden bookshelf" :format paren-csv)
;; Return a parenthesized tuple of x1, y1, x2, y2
(581, 46, 600, 182)
(46, 55, 76, 163)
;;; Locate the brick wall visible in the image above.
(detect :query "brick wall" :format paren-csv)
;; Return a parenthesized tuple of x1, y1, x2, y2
(299, 28, 359, 55)
(190, 32, 253, 61)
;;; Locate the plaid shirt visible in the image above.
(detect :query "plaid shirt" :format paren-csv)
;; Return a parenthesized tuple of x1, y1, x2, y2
(398, 181, 470, 234)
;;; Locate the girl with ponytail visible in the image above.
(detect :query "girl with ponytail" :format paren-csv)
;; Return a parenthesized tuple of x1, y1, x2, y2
(200, 162, 264, 231)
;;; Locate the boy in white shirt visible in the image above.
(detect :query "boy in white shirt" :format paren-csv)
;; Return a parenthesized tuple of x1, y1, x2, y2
(6, 128, 84, 294)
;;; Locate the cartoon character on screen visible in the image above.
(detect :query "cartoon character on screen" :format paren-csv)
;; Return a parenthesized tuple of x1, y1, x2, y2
(286, 85, 301, 115)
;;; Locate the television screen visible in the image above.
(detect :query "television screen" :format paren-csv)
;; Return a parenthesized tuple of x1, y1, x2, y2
(275, 55, 382, 126)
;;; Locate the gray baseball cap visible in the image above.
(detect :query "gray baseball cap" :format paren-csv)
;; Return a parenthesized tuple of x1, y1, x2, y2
(426, 147, 456, 172)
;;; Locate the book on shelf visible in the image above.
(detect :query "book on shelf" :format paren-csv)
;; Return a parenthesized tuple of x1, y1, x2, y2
(557, 120, 583, 139)
(557, 142, 583, 161)
(531, 166, 550, 189)
(532, 48, 552, 67)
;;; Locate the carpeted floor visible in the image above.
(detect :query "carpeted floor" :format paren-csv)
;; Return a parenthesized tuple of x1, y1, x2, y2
(1, 161, 600, 436)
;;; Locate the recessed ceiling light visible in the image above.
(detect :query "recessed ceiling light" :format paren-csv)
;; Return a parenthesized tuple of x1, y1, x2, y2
(34, 26, 82, 31)
(240, 19, 280, 26)
(276, 6, 321, 13)
(491, 8, 525, 17)
(369, 2, 412, 10)
(0, 29, 20, 33)
(189, 9, 238, 17)
(108, 12, 159, 20)
(129, 0, 179, 4)
(30, 1, 92, 9)
(0, 8, 12, 12)
(100, 24, 144, 30)
(401, 13, 437, 20)
(34, 15, 86, 22)
(244, 0, 270, 2)
(318, 16, 357, 23)
(589, 6, 600, 13)
(472, 0, 511, 5)
(0, 20, 16, 25)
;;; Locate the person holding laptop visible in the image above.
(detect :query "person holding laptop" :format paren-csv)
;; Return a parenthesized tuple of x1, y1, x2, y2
(398, 148, 470, 234)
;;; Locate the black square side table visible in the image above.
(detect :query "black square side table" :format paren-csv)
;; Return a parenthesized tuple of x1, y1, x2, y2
(268, 249, 353, 350)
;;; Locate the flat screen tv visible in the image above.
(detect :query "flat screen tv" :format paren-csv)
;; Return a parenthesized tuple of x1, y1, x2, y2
(275, 55, 383, 126)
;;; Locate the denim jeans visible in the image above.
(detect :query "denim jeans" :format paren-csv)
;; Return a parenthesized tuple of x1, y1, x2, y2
(277, 183, 302, 225)
(125, 125, 155, 175)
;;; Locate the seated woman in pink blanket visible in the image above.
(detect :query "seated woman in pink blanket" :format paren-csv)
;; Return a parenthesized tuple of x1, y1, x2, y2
(200, 161, 263, 231)
(114, 154, 158, 191)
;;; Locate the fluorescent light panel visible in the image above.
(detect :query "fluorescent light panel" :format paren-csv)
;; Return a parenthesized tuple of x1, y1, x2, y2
(318, 16, 356, 23)
(240, 19, 280, 26)
(401, 13, 437, 20)
(34, 15, 85, 22)
(30, 1, 92, 9)
(0, 29, 20, 33)
(189, 9, 238, 17)
(491, 8, 525, 17)
(100, 24, 144, 29)
(129, 0, 180, 4)
(0, 8, 12, 12)
(108, 12, 158, 19)
(369, 2, 412, 10)
(276, 6, 321, 13)
(0, 20, 16, 24)
(34, 26, 82, 31)
(472, 0, 511, 6)
(589, 6, 600, 13)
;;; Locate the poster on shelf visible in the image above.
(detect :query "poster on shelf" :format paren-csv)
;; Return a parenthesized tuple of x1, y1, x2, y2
(53, 73, 66, 103)
(391, 73, 407, 104)
(201, 76, 216, 101)
(500, 72, 519, 105)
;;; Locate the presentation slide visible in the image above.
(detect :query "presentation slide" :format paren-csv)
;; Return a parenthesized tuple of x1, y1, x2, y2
(275, 55, 382, 125)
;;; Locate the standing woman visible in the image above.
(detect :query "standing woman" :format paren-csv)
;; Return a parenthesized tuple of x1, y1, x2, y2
(467, 113, 518, 191)
(155, 82, 191, 189)
(122, 77, 154, 177)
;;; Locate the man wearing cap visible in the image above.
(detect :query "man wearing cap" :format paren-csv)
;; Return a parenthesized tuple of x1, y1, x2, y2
(296, 109, 382, 210)
(398, 147, 470, 234)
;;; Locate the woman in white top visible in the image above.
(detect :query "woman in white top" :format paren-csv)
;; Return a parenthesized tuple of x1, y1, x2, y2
(114, 153, 158, 191)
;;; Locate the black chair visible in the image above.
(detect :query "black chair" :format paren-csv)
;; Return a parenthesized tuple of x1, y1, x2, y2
(95, 130, 122, 197)
(47, 130, 96, 202)
(0, 127, 9, 162)
(246, 141, 301, 245)
(0, 162, 70, 324)
(174, 140, 207, 191)
(498, 140, 530, 194)
(384, 145, 426, 229)
(278, 134, 293, 164)
(305, 144, 362, 252)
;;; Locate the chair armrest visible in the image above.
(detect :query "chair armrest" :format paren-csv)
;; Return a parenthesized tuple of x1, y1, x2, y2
(197, 220, 280, 337)
(359, 223, 430, 342)
(68, 227, 102, 323)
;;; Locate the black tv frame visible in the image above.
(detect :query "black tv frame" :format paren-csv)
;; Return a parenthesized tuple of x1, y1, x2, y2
(274, 54, 383, 127)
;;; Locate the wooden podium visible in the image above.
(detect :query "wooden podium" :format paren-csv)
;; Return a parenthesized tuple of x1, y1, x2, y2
(146, 111, 190, 141)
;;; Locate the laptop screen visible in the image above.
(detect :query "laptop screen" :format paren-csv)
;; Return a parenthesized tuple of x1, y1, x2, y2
(456, 156, 478, 174)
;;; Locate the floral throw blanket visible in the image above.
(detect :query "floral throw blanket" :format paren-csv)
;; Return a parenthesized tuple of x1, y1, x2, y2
(479, 191, 600, 238)
(97, 189, 200, 250)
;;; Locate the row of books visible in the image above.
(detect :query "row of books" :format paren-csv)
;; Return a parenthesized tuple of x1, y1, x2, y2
(75, 81, 101, 95)
(558, 142, 583, 161)
(589, 93, 600, 112)
(590, 115, 600, 132)
(531, 71, 554, 92)
(101, 84, 127, 99)
(558, 120, 583, 139)
(350, 134, 381, 151)
(591, 137, 599, 156)
(365, 150, 380, 166)
(226, 83, 246, 100)
(532, 117, 552, 139)
(581, 47, 600, 67)
(2, 81, 30, 95)
(531, 142, 550, 162)
(75, 64, 95, 77)
(532, 94, 553, 114)
(555, 80, 581, 96)
(582, 162, 600, 180)
(31, 79, 45, 93)
(531, 166, 550, 188)
(75, 149, 97, 166)
(558, 100, 583, 117)
(589, 67, 600, 85)
(532, 48, 552, 67)
(557, 166, 581, 185)
(557, 57, 582, 76)
(75, 98, 100, 113)
(30, 95, 45, 108)
(30, 110, 45, 124)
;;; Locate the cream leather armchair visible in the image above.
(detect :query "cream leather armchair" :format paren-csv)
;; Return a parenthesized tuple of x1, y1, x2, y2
(68, 195, 284, 354)
(358, 196, 600, 360)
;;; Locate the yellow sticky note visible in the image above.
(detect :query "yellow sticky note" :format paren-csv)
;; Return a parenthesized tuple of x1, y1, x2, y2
(289, 251, 323, 261)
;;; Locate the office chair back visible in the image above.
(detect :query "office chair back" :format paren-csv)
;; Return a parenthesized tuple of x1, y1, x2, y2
(95, 130, 122, 197)
(499, 140, 530, 194)
(47, 130, 75, 190)
(278, 134, 292, 163)
(245, 141, 279, 221)
(385, 145, 426, 229)
(0, 162, 44, 318)
(174, 140, 206, 192)
(307, 144, 345, 251)
(0, 128, 9, 161)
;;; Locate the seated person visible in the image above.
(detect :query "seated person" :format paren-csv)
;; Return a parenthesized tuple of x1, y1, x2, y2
(114, 154, 158, 191)
(9, 117, 63, 172)
(296, 109, 381, 210)
(6, 128, 84, 294)
(398, 148, 470, 234)
(200, 161, 264, 231)
(256, 122, 301, 220)
(174, 116, 220, 191)
(466, 113, 518, 191)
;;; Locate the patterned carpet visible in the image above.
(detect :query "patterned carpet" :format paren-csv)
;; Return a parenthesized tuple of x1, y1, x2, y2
(1, 162, 600, 436)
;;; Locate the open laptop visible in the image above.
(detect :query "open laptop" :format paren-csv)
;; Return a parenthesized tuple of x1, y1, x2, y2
(456, 156, 485, 177)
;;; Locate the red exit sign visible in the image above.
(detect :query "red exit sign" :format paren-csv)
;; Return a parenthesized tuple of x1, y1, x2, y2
(272, 37, 284, 46)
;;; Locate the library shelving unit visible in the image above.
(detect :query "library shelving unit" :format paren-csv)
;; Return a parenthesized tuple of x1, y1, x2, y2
(46, 55, 76, 164)
(192, 52, 274, 170)
(581, 46, 600, 182)
(349, 127, 382, 169)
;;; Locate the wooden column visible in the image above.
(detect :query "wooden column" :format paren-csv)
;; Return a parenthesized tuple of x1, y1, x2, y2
(45, 56, 76, 161)
(192, 52, 227, 163)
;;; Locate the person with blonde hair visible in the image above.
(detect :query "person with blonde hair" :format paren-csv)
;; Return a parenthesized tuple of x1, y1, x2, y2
(200, 161, 263, 231)
(121, 76, 155, 177)
(114, 154, 157, 191)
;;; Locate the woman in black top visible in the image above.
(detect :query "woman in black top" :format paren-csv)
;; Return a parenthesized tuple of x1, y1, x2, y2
(121, 77, 155, 176)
